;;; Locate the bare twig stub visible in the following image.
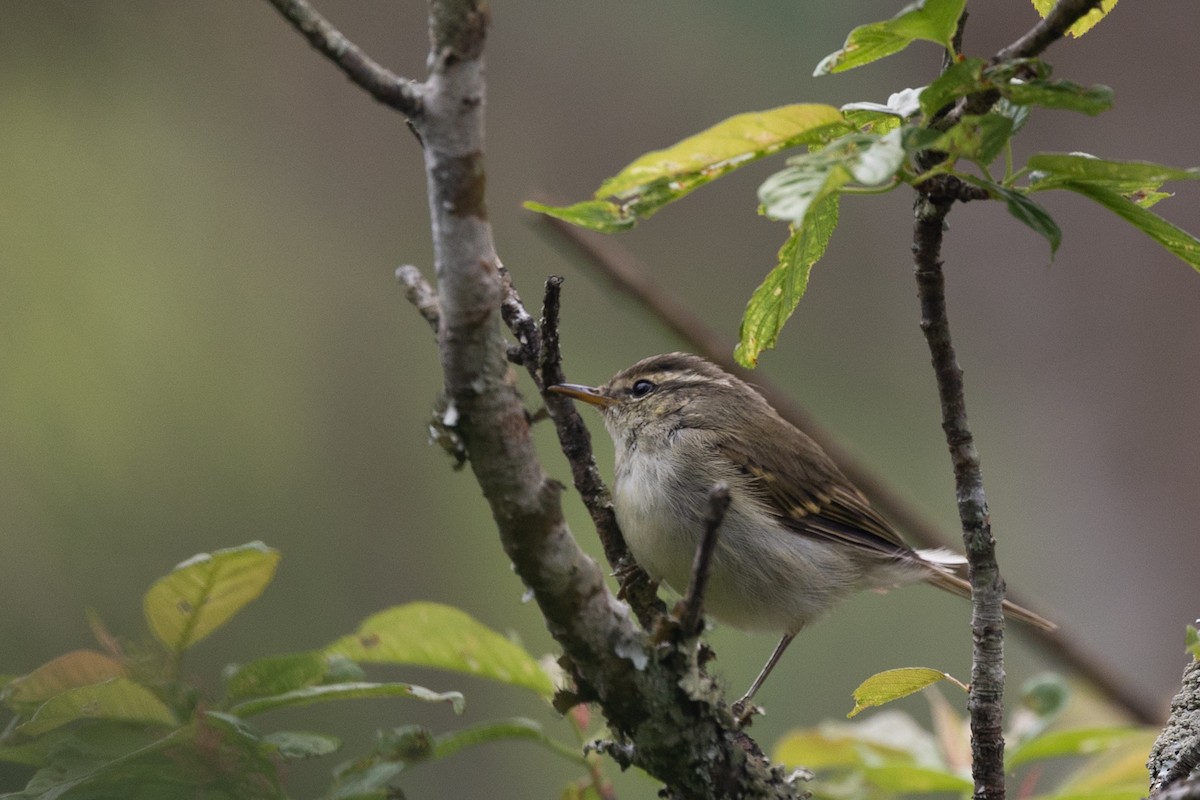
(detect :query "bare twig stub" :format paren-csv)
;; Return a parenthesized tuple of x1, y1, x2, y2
(676, 483, 731, 638)
(499, 263, 541, 372)
(396, 265, 441, 333)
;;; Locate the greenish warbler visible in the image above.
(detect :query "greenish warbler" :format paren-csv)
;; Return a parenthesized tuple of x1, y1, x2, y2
(551, 352, 1054, 712)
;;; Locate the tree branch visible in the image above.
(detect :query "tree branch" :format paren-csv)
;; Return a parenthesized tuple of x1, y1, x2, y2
(264, 0, 423, 115)
(272, 1, 800, 795)
(913, 192, 1007, 800)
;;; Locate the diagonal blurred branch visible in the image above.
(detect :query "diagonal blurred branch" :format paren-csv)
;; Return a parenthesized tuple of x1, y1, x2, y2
(532, 212, 1160, 725)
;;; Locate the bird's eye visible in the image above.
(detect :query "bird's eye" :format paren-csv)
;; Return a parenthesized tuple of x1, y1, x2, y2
(630, 379, 655, 398)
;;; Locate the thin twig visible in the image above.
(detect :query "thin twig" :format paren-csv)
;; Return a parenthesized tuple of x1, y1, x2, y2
(539, 276, 666, 628)
(396, 265, 441, 333)
(676, 483, 730, 638)
(533, 212, 1160, 724)
(913, 193, 1007, 800)
(264, 0, 423, 115)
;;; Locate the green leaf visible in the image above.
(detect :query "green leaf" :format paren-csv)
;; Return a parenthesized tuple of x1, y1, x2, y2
(1001, 79, 1113, 115)
(1187, 624, 1200, 660)
(0, 721, 157, 769)
(1008, 726, 1149, 769)
(5, 715, 287, 800)
(1027, 153, 1200, 193)
(919, 57, 987, 119)
(324, 602, 555, 697)
(734, 195, 839, 368)
(1031, 0, 1118, 38)
(16, 678, 176, 737)
(933, 113, 1013, 166)
(143, 541, 280, 654)
(842, 109, 905, 136)
(331, 760, 406, 800)
(3, 651, 127, 712)
(964, 176, 1061, 257)
(759, 130, 904, 225)
(525, 104, 848, 232)
(263, 730, 342, 760)
(815, 0, 967, 76)
(1055, 180, 1200, 272)
(224, 651, 331, 700)
(864, 764, 974, 793)
(228, 681, 464, 718)
(522, 199, 636, 234)
(849, 668, 959, 718)
(432, 717, 587, 765)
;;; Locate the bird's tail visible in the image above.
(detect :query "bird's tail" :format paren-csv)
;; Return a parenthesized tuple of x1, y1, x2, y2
(918, 549, 1057, 632)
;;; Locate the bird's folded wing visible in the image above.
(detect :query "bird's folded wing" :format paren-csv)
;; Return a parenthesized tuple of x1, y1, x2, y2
(716, 440, 913, 558)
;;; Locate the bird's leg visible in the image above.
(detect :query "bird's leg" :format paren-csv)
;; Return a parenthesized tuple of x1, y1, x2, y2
(732, 631, 796, 724)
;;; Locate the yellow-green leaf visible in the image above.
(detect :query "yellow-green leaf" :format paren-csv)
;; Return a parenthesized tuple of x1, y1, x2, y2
(526, 104, 847, 232)
(599, 104, 846, 197)
(144, 541, 280, 654)
(815, 0, 968, 76)
(773, 728, 915, 770)
(16, 678, 176, 736)
(1187, 624, 1200, 660)
(324, 602, 555, 698)
(1031, 0, 1118, 37)
(3, 650, 127, 709)
(849, 668, 960, 718)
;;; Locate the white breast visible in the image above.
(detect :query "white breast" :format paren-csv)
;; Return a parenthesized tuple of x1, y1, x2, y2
(611, 442, 865, 633)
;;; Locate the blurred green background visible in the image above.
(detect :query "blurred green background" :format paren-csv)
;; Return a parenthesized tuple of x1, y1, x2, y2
(2, 2, 1197, 797)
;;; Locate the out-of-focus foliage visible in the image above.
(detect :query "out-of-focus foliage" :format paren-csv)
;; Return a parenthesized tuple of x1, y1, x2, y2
(0, 546, 601, 800)
(774, 673, 1155, 800)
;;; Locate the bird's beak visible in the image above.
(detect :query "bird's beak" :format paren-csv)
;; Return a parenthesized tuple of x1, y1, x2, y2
(548, 383, 616, 408)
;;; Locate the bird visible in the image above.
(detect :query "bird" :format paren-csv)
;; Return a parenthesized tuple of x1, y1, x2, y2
(550, 352, 1055, 714)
